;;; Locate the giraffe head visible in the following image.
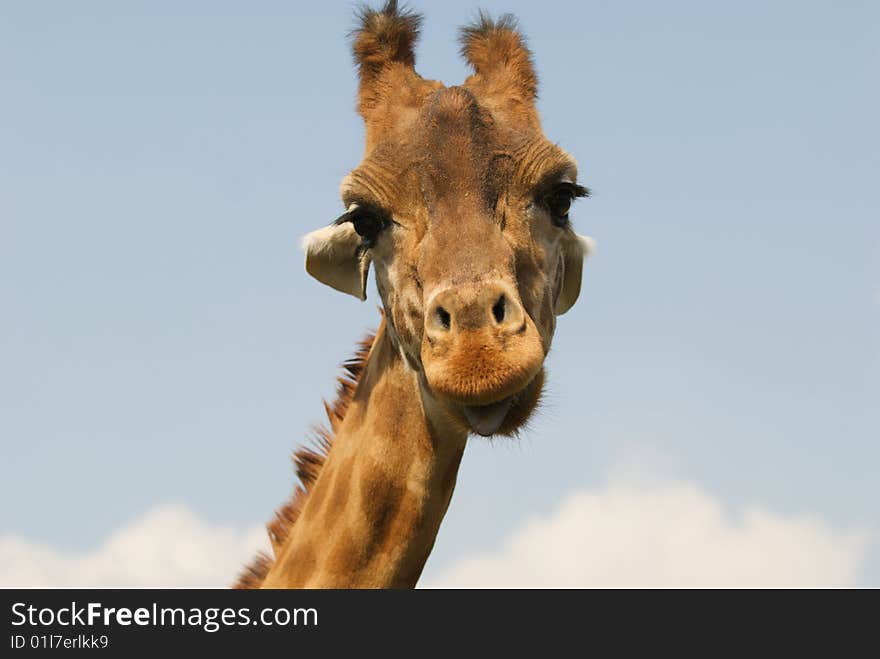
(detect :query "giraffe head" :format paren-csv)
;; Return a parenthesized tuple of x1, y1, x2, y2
(303, 3, 594, 437)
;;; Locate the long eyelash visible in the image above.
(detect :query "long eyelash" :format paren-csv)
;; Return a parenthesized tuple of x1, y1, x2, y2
(537, 182, 591, 207)
(333, 210, 354, 225)
(556, 182, 590, 200)
(334, 200, 393, 226)
(571, 184, 591, 199)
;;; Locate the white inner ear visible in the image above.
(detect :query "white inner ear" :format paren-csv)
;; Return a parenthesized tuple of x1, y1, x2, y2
(301, 211, 371, 300)
(300, 222, 356, 257)
(578, 234, 596, 259)
(301, 204, 360, 257)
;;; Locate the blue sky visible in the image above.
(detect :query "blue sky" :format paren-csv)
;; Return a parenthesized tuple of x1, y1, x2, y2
(1, 1, 878, 586)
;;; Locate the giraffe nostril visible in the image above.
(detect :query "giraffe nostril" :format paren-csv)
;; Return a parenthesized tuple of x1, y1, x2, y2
(491, 294, 506, 324)
(436, 306, 451, 330)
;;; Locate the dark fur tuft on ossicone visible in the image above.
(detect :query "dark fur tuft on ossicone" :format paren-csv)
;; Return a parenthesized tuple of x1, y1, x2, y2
(352, 1, 422, 77)
(459, 11, 538, 100)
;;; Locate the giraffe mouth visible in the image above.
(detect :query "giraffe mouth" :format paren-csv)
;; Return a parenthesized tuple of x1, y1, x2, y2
(462, 395, 517, 437)
(448, 370, 544, 437)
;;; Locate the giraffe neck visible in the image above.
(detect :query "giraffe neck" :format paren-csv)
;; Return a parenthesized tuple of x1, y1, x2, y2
(261, 321, 468, 588)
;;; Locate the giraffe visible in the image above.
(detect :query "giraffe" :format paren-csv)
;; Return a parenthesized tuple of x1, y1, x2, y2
(235, 1, 594, 589)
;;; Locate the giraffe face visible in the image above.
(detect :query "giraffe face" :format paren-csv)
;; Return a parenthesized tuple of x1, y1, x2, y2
(301, 9, 593, 437)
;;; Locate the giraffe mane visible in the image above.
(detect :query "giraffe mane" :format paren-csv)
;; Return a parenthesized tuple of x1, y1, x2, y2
(233, 330, 377, 589)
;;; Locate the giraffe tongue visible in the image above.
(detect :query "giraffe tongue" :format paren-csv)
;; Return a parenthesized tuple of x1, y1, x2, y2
(463, 397, 514, 437)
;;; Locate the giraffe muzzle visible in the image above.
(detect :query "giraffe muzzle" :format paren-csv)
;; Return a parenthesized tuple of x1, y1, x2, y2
(420, 280, 544, 408)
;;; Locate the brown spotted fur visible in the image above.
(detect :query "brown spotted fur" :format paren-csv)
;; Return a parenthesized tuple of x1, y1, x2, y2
(233, 333, 374, 589)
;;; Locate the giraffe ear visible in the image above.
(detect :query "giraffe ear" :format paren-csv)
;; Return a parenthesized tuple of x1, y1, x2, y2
(302, 222, 371, 301)
(555, 233, 595, 315)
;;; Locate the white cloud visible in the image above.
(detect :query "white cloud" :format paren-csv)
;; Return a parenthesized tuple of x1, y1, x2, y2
(0, 504, 268, 587)
(1, 478, 871, 588)
(426, 476, 870, 588)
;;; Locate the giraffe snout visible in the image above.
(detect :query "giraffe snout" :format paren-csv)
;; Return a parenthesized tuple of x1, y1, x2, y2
(424, 281, 526, 340)
(420, 281, 544, 407)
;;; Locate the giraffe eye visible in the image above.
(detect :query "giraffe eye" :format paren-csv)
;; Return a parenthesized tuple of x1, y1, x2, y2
(545, 188, 573, 226)
(542, 182, 589, 228)
(347, 205, 388, 248)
